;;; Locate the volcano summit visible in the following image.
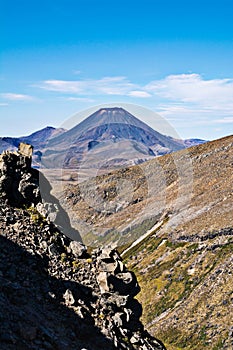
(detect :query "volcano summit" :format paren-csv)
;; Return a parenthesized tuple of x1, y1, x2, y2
(41, 107, 186, 170)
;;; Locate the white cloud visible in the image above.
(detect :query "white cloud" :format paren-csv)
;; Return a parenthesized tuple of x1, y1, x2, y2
(38, 76, 136, 96)
(39, 80, 83, 93)
(145, 73, 233, 108)
(34, 73, 233, 133)
(37, 73, 233, 108)
(128, 90, 151, 98)
(215, 116, 233, 124)
(1, 93, 34, 101)
(66, 97, 95, 102)
(143, 74, 233, 132)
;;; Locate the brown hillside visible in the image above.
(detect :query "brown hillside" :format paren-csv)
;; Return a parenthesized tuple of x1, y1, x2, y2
(60, 135, 232, 247)
(55, 134, 233, 349)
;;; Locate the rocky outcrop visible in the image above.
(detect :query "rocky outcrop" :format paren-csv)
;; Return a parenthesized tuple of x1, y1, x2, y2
(0, 143, 82, 241)
(0, 143, 41, 206)
(0, 145, 166, 350)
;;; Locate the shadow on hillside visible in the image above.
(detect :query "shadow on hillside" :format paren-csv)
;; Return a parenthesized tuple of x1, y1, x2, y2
(38, 171, 82, 243)
(0, 235, 115, 350)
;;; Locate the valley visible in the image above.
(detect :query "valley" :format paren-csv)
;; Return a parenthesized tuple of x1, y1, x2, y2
(0, 107, 232, 349)
(58, 135, 232, 247)
(57, 134, 233, 349)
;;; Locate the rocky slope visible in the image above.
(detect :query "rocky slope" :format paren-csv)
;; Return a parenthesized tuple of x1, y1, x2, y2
(124, 227, 233, 350)
(0, 144, 165, 350)
(59, 134, 233, 349)
(61, 134, 232, 247)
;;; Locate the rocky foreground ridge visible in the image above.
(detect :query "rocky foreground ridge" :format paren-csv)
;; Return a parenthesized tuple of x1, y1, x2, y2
(0, 144, 165, 349)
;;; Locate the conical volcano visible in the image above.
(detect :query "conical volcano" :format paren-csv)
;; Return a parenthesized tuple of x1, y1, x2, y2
(42, 107, 185, 170)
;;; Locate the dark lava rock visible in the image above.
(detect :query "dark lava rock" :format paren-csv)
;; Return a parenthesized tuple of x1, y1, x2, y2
(0, 145, 166, 350)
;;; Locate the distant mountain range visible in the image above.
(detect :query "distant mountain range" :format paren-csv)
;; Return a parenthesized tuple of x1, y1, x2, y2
(0, 107, 206, 169)
(0, 126, 65, 153)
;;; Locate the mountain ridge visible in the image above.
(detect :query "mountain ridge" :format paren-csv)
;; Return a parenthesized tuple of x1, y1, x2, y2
(0, 108, 207, 171)
(41, 107, 206, 169)
(0, 126, 66, 153)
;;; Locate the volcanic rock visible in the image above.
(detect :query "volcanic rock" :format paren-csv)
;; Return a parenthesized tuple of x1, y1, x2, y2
(0, 145, 166, 350)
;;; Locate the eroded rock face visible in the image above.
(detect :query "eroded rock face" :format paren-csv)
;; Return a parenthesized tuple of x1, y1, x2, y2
(0, 143, 40, 206)
(0, 146, 166, 350)
(0, 144, 82, 242)
(18, 142, 33, 158)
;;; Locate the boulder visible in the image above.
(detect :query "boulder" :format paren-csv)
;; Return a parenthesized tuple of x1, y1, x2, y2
(95, 247, 140, 297)
(69, 241, 87, 258)
(18, 142, 33, 158)
(108, 271, 140, 296)
(96, 271, 110, 294)
(63, 289, 75, 306)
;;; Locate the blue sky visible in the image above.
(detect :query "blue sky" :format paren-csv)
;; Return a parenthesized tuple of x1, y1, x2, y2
(1, 0, 233, 139)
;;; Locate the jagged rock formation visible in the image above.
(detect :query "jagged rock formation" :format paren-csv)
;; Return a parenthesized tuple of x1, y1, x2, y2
(0, 142, 82, 242)
(0, 144, 165, 350)
(0, 143, 41, 206)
